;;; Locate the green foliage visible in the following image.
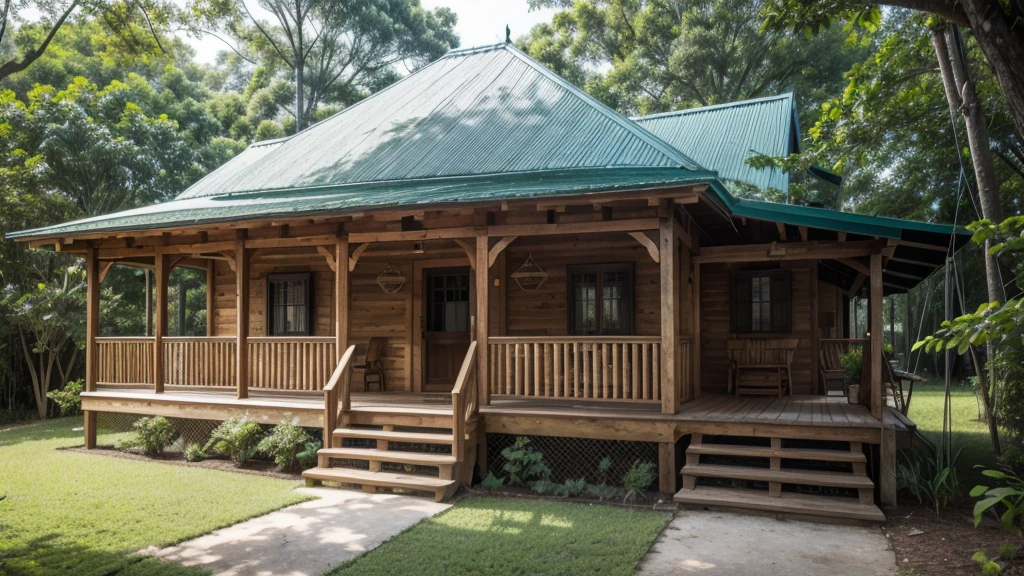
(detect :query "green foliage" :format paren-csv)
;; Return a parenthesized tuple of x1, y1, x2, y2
(183, 442, 206, 462)
(45, 379, 83, 416)
(970, 467, 1024, 532)
(500, 437, 551, 486)
(256, 418, 313, 472)
(533, 477, 587, 498)
(841, 347, 863, 382)
(896, 445, 962, 514)
(480, 472, 506, 489)
(297, 440, 321, 470)
(204, 416, 264, 468)
(972, 551, 1003, 575)
(622, 460, 657, 504)
(118, 416, 176, 457)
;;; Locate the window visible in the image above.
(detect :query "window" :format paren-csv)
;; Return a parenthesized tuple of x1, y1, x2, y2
(567, 264, 633, 335)
(730, 269, 792, 333)
(268, 273, 312, 336)
(426, 270, 470, 332)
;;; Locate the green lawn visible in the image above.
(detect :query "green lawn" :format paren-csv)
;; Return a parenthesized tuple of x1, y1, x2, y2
(0, 417, 309, 576)
(906, 381, 998, 488)
(329, 496, 670, 576)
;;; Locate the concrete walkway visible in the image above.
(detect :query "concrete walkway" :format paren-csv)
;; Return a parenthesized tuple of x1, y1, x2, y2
(639, 510, 896, 576)
(152, 487, 449, 576)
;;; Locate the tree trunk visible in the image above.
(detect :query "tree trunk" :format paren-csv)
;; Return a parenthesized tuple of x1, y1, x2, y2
(294, 0, 304, 132)
(958, 0, 1024, 141)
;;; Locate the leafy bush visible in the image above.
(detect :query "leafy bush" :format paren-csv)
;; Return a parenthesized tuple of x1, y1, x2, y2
(257, 419, 313, 472)
(533, 478, 586, 498)
(622, 460, 657, 504)
(204, 416, 264, 468)
(480, 472, 505, 489)
(841, 347, 863, 382)
(971, 467, 1024, 531)
(897, 446, 962, 514)
(118, 416, 175, 456)
(46, 379, 83, 416)
(297, 440, 321, 469)
(183, 443, 205, 462)
(500, 437, 551, 486)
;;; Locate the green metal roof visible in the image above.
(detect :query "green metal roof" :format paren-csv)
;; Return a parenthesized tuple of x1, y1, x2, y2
(633, 94, 800, 192)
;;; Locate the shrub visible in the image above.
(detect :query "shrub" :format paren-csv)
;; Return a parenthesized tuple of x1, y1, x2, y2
(841, 347, 863, 382)
(500, 437, 551, 486)
(257, 419, 313, 472)
(897, 446, 962, 514)
(118, 416, 175, 456)
(622, 460, 657, 504)
(587, 457, 623, 501)
(971, 467, 1024, 531)
(204, 415, 264, 467)
(183, 443, 205, 462)
(46, 379, 83, 416)
(480, 472, 505, 489)
(297, 440, 321, 469)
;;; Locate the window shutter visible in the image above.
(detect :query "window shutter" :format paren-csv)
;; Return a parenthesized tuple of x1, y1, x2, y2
(770, 271, 792, 333)
(731, 274, 752, 333)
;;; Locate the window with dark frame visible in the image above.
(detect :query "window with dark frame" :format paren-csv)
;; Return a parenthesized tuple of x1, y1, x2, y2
(730, 269, 792, 334)
(567, 263, 634, 335)
(268, 273, 313, 336)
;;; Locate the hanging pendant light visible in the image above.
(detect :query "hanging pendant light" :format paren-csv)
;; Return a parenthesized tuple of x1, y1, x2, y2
(511, 254, 547, 291)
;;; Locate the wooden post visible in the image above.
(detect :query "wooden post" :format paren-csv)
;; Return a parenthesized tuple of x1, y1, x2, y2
(660, 217, 680, 414)
(336, 237, 350, 362)
(476, 235, 490, 407)
(692, 263, 701, 399)
(154, 253, 167, 394)
(810, 262, 820, 395)
(144, 269, 153, 336)
(870, 253, 883, 419)
(206, 260, 215, 337)
(881, 412, 898, 505)
(658, 441, 677, 493)
(84, 248, 100, 449)
(235, 242, 251, 399)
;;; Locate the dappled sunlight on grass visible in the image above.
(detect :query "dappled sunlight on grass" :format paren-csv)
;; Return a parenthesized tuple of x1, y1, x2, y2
(907, 381, 997, 488)
(330, 496, 668, 576)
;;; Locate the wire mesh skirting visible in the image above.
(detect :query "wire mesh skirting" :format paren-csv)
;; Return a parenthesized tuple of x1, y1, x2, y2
(486, 434, 660, 490)
(95, 412, 320, 451)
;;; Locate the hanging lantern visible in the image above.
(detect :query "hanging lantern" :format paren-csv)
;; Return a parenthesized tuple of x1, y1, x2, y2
(511, 254, 547, 291)
(376, 262, 406, 294)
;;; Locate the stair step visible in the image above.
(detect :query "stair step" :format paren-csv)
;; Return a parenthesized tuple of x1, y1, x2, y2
(688, 444, 865, 463)
(319, 447, 457, 466)
(333, 428, 453, 445)
(675, 485, 885, 523)
(302, 467, 456, 490)
(681, 464, 873, 489)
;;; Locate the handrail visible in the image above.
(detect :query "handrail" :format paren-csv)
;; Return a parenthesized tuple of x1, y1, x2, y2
(488, 335, 661, 344)
(450, 341, 478, 464)
(322, 345, 356, 446)
(819, 338, 868, 344)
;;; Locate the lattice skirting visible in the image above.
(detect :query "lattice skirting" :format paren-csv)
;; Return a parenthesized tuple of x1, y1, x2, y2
(486, 433, 660, 490)
(95, 412, 320, 451)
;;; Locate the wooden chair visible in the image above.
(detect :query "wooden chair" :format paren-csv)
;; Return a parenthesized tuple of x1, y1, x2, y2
(819, 344, 846, 396)
(727, 338, 799, 398)
(353, 337, 387, 392)
(883, 351, 924, 415)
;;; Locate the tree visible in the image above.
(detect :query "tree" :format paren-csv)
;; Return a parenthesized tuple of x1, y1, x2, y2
(763, 0, 1024, 139)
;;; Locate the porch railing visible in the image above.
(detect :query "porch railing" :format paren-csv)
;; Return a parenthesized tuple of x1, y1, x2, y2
(488, 336, 662, 402)
(96, 337, 155, 385)
(451, 341, 478, 463)
(249, 337, 336, 391)
(323, 345, 356, 443)
(164, 337, 236, 387)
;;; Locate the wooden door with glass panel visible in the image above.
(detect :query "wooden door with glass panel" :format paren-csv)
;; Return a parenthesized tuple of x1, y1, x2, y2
(423, 267, 471, 391)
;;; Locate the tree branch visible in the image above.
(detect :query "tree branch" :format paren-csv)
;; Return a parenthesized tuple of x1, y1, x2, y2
(0, 0, 80, 82)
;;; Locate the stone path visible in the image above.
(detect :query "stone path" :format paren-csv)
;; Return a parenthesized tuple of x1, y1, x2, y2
(152, 487, 449, 576)
(638, 509, 896, 575)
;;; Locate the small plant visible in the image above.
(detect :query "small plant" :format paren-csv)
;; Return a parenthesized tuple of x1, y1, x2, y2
(500, 437, 551, 486)
(204, 415, 264, 467)
(118, 416, 175, 456)
(257, 418, 313, 472)
(183, 442, 205, 462)
(972, 551, 1003, 575)
(480, 472, 506, 489)
(562, 478, 586, 498)
(296, 440, 321, 469)
(532, 477, 586, 498)
(46, 379, 83, 416)
(587, 457, 622, 501)
(622, 460, 657, 504)
(971, 467, 1024, 531)
(897, 446, 962, 514)
(841, 347, 863, 382)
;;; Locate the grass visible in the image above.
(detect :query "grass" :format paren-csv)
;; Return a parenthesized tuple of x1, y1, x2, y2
(0, 417, 310, 576)
(328, 496, 670, 576)
(906, 381, 998, 488)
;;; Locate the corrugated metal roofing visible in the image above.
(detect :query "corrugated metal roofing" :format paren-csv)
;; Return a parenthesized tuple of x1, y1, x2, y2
(633, 93, 798, 192)
(176, 43, 703, 200)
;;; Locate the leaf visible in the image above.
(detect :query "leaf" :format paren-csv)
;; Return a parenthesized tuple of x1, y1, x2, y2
(983, 469, 1008, 479)
(971, 485, 990, 497)
(974, 496, 1005, 526)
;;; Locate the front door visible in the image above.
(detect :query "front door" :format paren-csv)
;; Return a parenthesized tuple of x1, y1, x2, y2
(423, 267, 471, 391)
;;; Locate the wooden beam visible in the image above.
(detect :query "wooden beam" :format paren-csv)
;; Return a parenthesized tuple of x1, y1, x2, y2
(453, 239, 476, 269)
(336, 238, 350, 363)
(316, 246, 337, 272)
(488, 236, 517, 268)
(244, 234, 337, 250)
(692, 263, 701, 400)
(896, 239, 949, 252)
(154, 253, 168, 394)
(870, 253, 883, 420)
(798, 226, 808, 242)
(838, 258, 871, 276)
(776, 222, 787, 240)
(810, 262, 820, 395)
(694, 240, 880, 264)
(84, 247, 100, 452)
(889, 256, 941, 268)
(846, 273, 867, 298)
(487, 218, 660, 238)
(628, 231, 660, 264)
(349, 226, 483, 243)
(660, 216, 680, 415)
(97, 261, 115, 284)
(235, 242, 251, 399)
(476, 236, 490, 407)
(837, 232, 847, 242)
(206, 260, 215, 337)
(659, 442, 677, 493)
(349, 243, 369, 272)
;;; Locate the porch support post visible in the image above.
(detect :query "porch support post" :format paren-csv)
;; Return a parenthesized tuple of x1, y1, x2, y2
(692, 263, 701, 399)
(660, 213, 680, 414)
(84, 247, 100, 449)
(206, 260, 215, 336)
(658, 441, 677, 493)
(235, 242, 251, 399)
(335, 237, 349, 361)
(869, 252, 883, 419)
(154, 253, 168, 394)
(476, 235, 490, 407)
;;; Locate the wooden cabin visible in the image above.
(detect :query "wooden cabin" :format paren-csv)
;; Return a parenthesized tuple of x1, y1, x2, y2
(9, 43, 967, 521)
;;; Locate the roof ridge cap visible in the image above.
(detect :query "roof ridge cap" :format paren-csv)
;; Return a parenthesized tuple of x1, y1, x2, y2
(632, 92, 795, 122)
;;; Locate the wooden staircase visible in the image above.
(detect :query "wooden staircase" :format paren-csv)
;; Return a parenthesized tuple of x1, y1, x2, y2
(674, 433, 885, 522)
